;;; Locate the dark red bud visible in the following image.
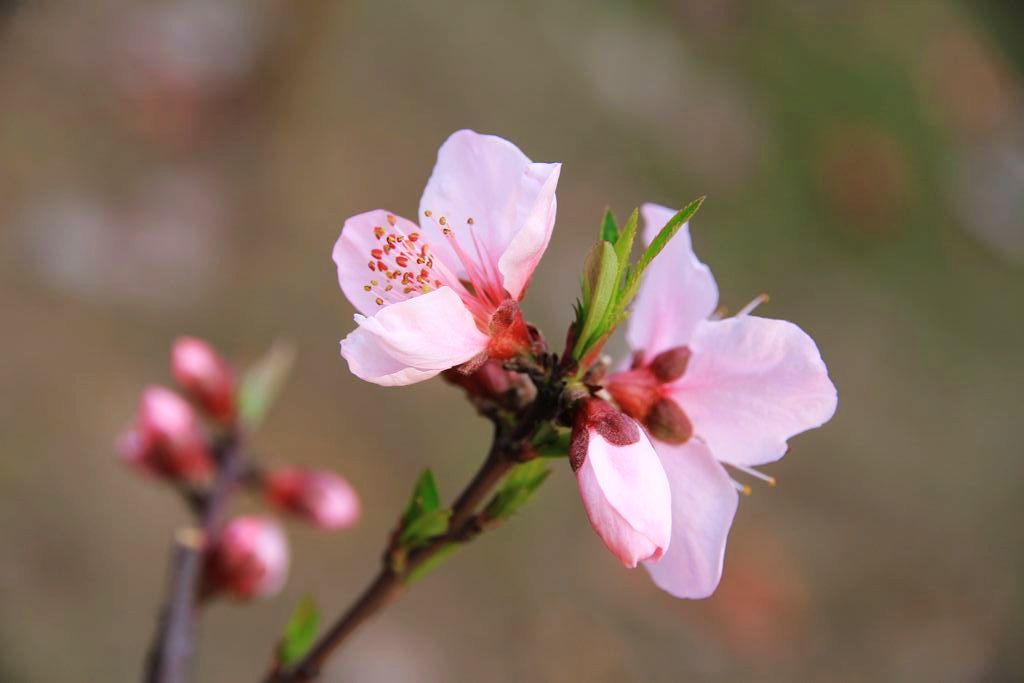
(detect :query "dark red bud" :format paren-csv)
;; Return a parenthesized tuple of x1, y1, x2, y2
(644, 397, 693, 444)
(487, 299, 531, 360)
(171, 337, 235, 422)
(649, 346, 692, 383)
(569, 398, 641, 471)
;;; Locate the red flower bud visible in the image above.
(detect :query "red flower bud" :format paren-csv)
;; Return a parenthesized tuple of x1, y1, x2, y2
(264, 468, 361, 530)
(171, 336, 235, 422)
(204, 516, 289, 600)
(119, 386, 213, 482)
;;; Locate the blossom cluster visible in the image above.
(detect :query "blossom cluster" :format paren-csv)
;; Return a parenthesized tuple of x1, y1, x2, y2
(332, 130, 837, 598)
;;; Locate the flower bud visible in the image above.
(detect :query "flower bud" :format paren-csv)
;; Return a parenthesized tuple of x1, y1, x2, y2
(442, 358, 512, 399)
(171, 336, 235, 422)
(569, 397, 672, 568)
(264, 468, 361, 530)
(204, 516, 289, 600)
(119, 386, 213, 481)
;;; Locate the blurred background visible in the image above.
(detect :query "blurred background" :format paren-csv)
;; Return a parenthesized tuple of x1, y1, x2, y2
(1, 0, 1022, 681)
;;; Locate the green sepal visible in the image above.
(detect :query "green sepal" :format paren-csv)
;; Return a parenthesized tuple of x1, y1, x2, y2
(277, 595, 320, 666)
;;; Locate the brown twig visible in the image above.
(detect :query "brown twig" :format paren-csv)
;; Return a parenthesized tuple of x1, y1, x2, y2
(144, 438, 244, 683)
(265, 364, 566, 683)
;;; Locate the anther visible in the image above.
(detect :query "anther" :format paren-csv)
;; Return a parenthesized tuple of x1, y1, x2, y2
(363, 285, 371, 292)
(375, 297, 384, 306)
(386, 214, 396, 226)
(371, 248, 383, 259)
(439, 216, 447, 226)
(424, 210, 433, 217)
(373, 226, 385, 239)
(467, 217, 474, 225)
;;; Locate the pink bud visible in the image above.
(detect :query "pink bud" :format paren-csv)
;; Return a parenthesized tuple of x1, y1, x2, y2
(120, 386, 213, 481)
(171, 336, 235, 422)
(569, 398, 672, 568)
(264, 468, 361, 530)
(204, 516, 289, 600)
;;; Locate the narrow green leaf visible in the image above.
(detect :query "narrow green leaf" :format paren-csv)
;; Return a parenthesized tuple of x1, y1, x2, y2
(402, 469, 441, 527)
(612, 209, 639, 282)
(406, 543, 460, 584)
(573, 241, 618, 358)
(600, 208, 619, 244)
(238, 341, 297, 430)
(399, 508, 451, 549)
(277, 596, 320, 666)
(483, 459, 551, 520)
(619, 196, 705, 309)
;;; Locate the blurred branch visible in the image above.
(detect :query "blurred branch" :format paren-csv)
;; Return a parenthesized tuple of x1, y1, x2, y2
(144, 438, 245, 683)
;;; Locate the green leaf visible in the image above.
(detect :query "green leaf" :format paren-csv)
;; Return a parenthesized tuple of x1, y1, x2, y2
(406, 542, 460, 584)
(277, 595, 319, 666)
(612, 208, 639, 287)
(534, 428, 571, 458)
(238, 341, 297, 430)
(402, 469, 441, 527)
(398, 470, 450, 549)
(483, 459, 551, 521)
(573, 241, 618, 358)
(399, 508, 452, 549)
(600, 208, 619, 244)
(619, 196, 705, 310)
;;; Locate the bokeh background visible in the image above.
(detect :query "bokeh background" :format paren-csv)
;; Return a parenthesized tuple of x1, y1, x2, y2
(2, 1, 1023, 681)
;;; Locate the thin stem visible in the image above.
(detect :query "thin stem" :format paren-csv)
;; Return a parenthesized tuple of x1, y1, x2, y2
(267, 366, 565, 683)
(145, 438, 244, 683)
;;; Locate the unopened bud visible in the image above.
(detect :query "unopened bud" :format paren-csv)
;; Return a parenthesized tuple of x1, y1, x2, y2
(119, 386, 213, 481)
(568, 397, 672, 568)
(204, 516, 289, 600)
(265, 468, 361, 530)
(171, 336, 235, 422)
(442, 358, 512, 399)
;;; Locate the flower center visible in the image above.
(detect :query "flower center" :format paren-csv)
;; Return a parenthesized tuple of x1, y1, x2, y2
(360, 211, 506, 327)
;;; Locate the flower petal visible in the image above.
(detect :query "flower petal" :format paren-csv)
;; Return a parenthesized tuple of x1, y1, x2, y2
(669, 316, 838, 466)
(626, 203, 719, 357)
(339, 326, 440, 387)
(576, 424, 672, 568)
(643, 440, 738, 599)
(333, 209, 422, 316)
(340, 287, 489, 386)
(418, 130, 560, 299)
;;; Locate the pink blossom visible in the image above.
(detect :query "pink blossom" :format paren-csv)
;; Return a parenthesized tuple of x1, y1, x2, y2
(605, 204, 838, 598)
(204, 515, 289, 600)
(570, 397, 672, 568)
(264, 467, 361, 530)
(333, 130, 561, 386)
(118, 385, 213, 482)
(171, 336, 235, 422)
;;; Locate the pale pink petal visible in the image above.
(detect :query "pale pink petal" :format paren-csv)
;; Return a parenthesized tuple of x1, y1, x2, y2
(643, 440, 738, 599)
(576, 426, 672, 568)
(332, 209, 422, 316)
(669, 316, 838, 466)
(339, 327, 440, 386)
(418, 130, 561, 298)
(340, 287, 488, 386)
(626, 203, 719, 357)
